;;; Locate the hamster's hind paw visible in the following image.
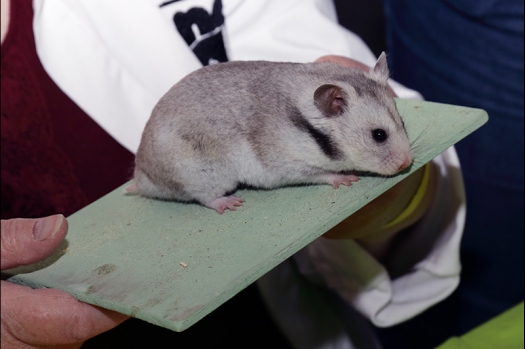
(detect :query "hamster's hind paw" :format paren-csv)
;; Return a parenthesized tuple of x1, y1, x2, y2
(205, 196, 245, 214)
(322, 174, 359, 189)
(123, 182, 139, 195)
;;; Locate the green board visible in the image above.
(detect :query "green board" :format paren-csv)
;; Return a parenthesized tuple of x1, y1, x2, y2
(4, 99, 488, 332)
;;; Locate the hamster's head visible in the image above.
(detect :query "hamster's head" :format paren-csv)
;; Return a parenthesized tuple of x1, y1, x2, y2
(312, 56, 413, 176)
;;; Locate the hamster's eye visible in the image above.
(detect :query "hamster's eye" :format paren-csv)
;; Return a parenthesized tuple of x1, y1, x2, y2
(372, 129, 388, 143)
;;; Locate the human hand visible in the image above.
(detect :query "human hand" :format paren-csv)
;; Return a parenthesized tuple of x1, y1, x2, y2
(315, 55, 435, 249)
(315, 55, 396, 96)
(1, 214, 129, 349)
(323, 164, 435, 241)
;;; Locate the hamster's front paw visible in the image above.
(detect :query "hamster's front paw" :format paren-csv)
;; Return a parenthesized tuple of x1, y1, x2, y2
(322, 174, 359, 189)
(205, 196, 245, 214)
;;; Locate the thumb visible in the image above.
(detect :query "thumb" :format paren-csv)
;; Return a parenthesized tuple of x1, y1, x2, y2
(1, 214, 68, 270)
(315, 55, 397, 97)
(315, 55, 371, 71)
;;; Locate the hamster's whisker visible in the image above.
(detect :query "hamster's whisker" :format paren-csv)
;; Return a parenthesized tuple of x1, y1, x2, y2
(410, 123, 432, 148)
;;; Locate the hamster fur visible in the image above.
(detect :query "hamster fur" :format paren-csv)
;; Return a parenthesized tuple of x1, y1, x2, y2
(129, 53, 413, 213)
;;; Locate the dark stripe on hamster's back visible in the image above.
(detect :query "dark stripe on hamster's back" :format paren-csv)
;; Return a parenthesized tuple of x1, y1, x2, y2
(288, 106, 343, 160)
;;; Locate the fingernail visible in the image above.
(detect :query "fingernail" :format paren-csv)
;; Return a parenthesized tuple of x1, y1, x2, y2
(32, 214, 64, 241)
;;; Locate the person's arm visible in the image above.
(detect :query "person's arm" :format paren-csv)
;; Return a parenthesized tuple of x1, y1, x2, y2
(314, 55, 435, 261)
(290, 55, 465, 328)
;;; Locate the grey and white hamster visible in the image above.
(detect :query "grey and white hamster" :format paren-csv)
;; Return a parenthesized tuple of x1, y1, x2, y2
(127, 53, 413, 213)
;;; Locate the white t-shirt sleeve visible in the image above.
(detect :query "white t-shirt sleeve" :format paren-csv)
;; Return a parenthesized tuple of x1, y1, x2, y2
(32, 0, 203, 153)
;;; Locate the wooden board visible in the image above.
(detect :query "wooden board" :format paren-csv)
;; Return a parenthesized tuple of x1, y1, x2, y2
(4, 99, 488, 332)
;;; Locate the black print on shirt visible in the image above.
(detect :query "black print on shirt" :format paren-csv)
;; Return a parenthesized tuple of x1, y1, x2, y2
(164, 0, 229, 66)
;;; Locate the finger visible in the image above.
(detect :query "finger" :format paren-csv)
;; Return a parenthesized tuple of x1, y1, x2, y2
(1, 215, 68, 270)
(1, 281, 129, 347)
(315, 55, 370, 71)
(315, 55, 397, 97)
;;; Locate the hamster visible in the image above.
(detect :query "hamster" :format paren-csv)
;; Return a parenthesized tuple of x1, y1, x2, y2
(128, 53, 413, 214)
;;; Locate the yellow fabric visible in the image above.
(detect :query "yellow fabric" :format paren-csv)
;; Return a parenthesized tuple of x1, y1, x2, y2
(381, 163, 431, 230)
(435, 302, 524, 349)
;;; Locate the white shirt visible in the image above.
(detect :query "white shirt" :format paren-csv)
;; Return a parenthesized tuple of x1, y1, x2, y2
(32, 0, 421, 153)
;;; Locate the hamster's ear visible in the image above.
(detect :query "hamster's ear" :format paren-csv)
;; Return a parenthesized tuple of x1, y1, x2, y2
(314, 84, 346, 117)
(370, 52, 390, 83)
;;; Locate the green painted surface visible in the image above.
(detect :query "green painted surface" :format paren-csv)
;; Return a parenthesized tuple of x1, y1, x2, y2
(4, 99, 488, 332)
(435, 302, 524, 349)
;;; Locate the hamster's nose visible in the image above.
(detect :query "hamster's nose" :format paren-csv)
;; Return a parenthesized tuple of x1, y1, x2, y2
(397, 155, 412, 172)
